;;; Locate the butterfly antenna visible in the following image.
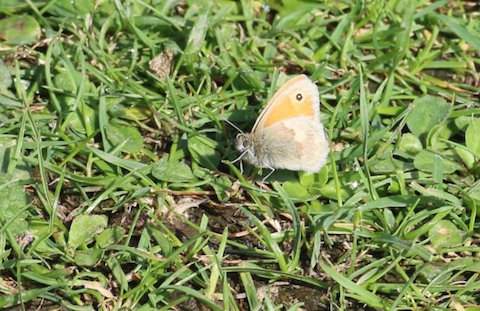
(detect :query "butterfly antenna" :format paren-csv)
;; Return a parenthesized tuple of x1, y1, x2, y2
(222, 117, 244, 134)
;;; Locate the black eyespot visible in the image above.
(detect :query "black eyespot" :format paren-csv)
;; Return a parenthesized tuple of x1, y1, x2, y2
(296, 93, 303, 101)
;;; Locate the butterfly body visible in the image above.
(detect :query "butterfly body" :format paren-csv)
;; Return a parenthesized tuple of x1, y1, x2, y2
(235, 75, 329, 173)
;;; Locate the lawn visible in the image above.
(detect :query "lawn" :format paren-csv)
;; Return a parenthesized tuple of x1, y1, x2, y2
(0, 0, 480, 310)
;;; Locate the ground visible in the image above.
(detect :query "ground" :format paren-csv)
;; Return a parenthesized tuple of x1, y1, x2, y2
(0, 0, 479, 310)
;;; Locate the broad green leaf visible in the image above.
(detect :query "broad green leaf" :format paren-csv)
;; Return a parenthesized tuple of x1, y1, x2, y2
(467, 182, 480, 203)
(53, 71, 98, 134)
(108, 104, 152, 121)
(428, 220, 463, 250)
(406, 95, 452, 140)
(455, 147, 475, 169)
(96, 226, 126, 248)
(413, 149, 461, 174)
(105, 122, 144, 154)
(27, 221, 62, 256)
(53, 71, 96, 105)
(0, 174, 29, 235)
(370, 153, 413, 174)
(70, 102, 97, 135)
(427, 123, 456, 151)
(188, 135, 220, 170)
(282, 181, 312, 201)
(398, 133, 422, 154)
(454, 116, 470, 131)
(0, 0, 31, 14)
(305, 199, 337, 214)
(419, 264, 451, 283)
(465, 118, 480, 157)
(74, 249, 103, 266)
(0, 137, 31, 179)
(299, 165, 329, 189)
(149, 226, 172, 256)
(68, 215, 108, 250)
(212, 175, 233, 202)
(152, 156, 194, 182)
(0, 15, 41, 45)
(319, 180, 354, 201)
(45, 0, 96, 16)
(0, 59, 11, 91)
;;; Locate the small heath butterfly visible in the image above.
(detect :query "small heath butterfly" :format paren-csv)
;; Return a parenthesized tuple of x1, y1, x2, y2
(235, 74, 329, 178)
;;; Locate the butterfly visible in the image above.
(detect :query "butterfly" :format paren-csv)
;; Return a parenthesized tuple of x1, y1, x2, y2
(235, 74, 329, 181)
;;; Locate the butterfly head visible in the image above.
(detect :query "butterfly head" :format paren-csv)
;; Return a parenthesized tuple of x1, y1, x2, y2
(235, 132, 262, 166)
(235, 133, 253, 153)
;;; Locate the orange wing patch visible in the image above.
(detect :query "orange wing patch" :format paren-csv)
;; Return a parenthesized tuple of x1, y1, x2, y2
(262, 90, 315, 128)
(266, 75, 309, 107)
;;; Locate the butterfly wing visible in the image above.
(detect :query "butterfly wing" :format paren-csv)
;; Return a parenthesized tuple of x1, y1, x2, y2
(254, 117, 329, 172)
(251, 75, 329, 172)
(252, 74, 320, 132)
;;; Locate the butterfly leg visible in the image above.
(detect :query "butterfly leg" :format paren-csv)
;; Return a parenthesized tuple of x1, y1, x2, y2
(261, 166, 276, 184)
(231, 150, 248, 164)
(231, 149, 254, 174)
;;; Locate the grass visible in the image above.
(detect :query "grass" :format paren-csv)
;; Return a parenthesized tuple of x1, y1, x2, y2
(0, 0, 479, 310)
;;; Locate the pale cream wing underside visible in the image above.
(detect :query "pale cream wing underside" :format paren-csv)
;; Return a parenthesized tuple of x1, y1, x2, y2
(258, 117, 329, 172)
